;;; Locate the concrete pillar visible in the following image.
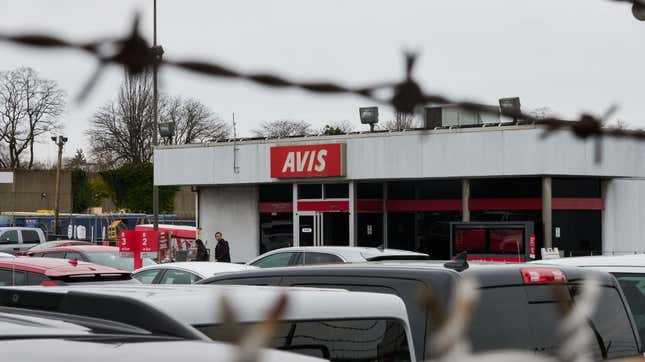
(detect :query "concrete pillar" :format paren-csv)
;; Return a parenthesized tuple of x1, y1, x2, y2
(542, 176, 553, 249)
(349, 182, 356, 247)
(462, 179, 470, 222)
(292, 183, 299, 247)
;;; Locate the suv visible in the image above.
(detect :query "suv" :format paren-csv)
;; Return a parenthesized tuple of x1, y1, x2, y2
(202, 260, 642, 360)
(9, 284, 417, 362)
(0, 291, 322, 362)
(0, 227, 46, 254)
(532, 254, 645, 347)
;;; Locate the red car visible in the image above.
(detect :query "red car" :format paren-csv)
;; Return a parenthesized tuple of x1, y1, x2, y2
(27, 245, 156, 272)
(0, 257, 136, 286)
(15, 240, 93, 256)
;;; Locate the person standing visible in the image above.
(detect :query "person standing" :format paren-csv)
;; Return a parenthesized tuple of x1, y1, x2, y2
(194, 239, 210, 262)
(214, 231, 231, 262)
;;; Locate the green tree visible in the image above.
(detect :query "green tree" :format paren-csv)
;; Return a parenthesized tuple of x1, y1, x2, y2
(89, 176, 114, 207)
(71, 169, 91, 213)
(100, 163, 177, 213)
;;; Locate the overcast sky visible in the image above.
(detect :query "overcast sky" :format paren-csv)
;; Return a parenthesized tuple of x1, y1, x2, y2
(1, 0, 644, 162)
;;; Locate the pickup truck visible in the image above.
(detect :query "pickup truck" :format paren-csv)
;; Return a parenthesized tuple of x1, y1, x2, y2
(0, 227, 46, 254)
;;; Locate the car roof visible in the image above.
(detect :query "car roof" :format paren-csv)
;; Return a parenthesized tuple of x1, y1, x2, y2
(0, 310, 92, 337)
(13, 284, 410, 325)
(0, 339, 324, 362)
(206, 260, 618, 288)
(135, 262, 256, 278)
(248, 246, 427, 263)
(30, 245, 116, 254)
(531, 254, 645, 267)
(0, 256, 128, 276)
(0, 227, 40, 231)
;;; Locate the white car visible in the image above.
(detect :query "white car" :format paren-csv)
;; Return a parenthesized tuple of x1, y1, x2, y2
(14, 284, 417, 361)
(532, 254, 645, 347)
(247, 246, 429, 268)
(0, 252, 14, 258)
(133, 262, 257, 284)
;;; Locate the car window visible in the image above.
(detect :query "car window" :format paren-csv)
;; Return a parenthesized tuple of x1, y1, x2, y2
(304, 252, 343, 265)
(42, 252, 66, 259)
(26, 272, 49, 285)
(251, 252, 297, 268)
(21, 230, 41, 244)
(85, 252, 155, 272)
(613, 273, 645, 346)
(64, 252, 84, 260)
(0, 231, 19, 244)
(159, 269, 200, 284)
(198, 318, 411, 362)
(133, 268, 163, 284)
(0, 268, 26, 286)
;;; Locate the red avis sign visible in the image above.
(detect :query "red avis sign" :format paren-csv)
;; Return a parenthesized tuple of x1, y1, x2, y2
(270, 144, 345, 178)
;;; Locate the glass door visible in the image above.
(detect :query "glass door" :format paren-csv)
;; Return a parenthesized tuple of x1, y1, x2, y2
(298, 212, 322, 247)
(323, 212, 350, 246)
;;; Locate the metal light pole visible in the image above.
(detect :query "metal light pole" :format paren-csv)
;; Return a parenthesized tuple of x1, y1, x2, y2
(152, 0, 160, 233)
(52, 135, 67, 236)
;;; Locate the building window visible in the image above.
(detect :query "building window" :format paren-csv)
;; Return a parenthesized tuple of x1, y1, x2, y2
(387, 180, 461, 200)
(357, 213, 383, 248)
(553, 177, 601, 198)
(357, 183, 383, 199)
(323, 183, 348, 199)
(552, 210, 601, 256)
(470, 177, 541, 198)
(298, 184, 322, 199)
(259, 184, 292, 202)
(259, 213, 293, 254)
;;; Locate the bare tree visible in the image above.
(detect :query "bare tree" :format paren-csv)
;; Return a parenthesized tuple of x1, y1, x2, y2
(605, 119, 630, 130)
(384, 111, 415, 130)
(159, 95, 229, 145)
(252, 119, 312, 138)
(0, 67, 65, 169)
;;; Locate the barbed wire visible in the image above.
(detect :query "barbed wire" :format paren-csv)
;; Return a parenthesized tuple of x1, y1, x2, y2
(1, 5, 644, 154)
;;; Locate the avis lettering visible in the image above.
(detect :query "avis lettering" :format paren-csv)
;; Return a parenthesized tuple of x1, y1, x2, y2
(281, 150, 328, 173)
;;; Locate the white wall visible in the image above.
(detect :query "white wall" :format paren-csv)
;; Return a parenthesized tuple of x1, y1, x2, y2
(603, 179, 645, 254)
(198, 185, 259, 263)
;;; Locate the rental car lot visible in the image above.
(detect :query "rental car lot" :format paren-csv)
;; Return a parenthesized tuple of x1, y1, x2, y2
(0, 284, 416, 361)
(202, 260, 642, 360)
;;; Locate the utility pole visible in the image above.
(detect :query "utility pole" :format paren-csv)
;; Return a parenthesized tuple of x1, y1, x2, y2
(52, 135, 67, 236)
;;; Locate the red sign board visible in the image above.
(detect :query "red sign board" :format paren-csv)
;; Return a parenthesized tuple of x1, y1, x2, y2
(119, 230, 138, 256)
(119, 230, 171, 268)
(270, 144, 345, 178)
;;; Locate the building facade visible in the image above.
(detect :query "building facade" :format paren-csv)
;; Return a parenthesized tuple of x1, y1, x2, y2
(154, 125, 645, 262)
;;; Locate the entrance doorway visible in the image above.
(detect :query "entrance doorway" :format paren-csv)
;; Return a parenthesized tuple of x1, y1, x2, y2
(298, 211, 349, 246)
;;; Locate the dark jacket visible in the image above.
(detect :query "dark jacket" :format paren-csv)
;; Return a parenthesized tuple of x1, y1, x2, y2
(215, 239, 231, 262)
(195, 240, 210, 262)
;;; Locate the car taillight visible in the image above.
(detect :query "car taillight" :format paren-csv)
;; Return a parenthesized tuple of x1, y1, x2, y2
(521, 268, 567, 284)
(40, 280, 63, 287)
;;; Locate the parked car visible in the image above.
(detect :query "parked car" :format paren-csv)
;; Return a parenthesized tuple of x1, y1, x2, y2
(133, 261, 257, 284)
(0, 291, 322, 362)
(532, 254, 645, 347)
(246, 246, 429, 268)
(27, 245, 155, 271)
(8, 284, 417, 362)
(16, 239, 93, 255)
(0, 256, 137, 285)
(202, 260, 642, 360)
(0, 227, 46, 255)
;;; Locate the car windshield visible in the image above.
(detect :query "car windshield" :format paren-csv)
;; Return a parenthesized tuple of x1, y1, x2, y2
(86, 252, 155, 271)
(29, 241, 88, 252)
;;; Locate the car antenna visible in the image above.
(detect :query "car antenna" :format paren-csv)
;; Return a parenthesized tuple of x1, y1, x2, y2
(377, 244, 385, 252)
(444, 251, 469, 272)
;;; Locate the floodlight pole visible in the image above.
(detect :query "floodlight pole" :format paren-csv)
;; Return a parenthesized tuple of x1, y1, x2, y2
(152, 0, 159, 235)
(53, 136, 66, 236)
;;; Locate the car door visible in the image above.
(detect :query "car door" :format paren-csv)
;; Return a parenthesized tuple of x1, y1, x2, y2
(0, 230, 21, 254)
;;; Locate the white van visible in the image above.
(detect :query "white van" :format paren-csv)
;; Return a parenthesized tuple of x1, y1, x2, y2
(6, 284, 416, 362)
